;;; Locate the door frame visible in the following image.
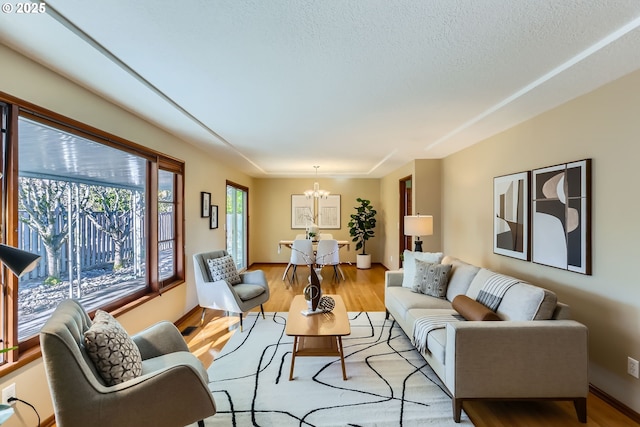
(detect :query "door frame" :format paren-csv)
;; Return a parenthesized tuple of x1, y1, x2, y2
(399, 175, 412, 266)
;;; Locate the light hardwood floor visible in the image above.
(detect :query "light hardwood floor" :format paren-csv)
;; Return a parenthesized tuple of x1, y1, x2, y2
(180, 263, 639, 427)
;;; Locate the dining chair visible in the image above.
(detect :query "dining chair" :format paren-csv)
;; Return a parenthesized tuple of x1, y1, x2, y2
(315, 239, 344, 282)
(318, 233, 334, 240)
(282, 239, 315, 284)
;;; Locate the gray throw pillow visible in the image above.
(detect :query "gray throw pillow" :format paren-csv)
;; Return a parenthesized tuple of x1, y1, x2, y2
(401, 250, 444, 288)
(84, 310, 143, 386)
(412, 260, 452, 299)
(207, 255, 241, 285)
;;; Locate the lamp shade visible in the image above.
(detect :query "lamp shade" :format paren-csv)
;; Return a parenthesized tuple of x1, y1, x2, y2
(404, 215, 433, 237)
(0, 244, 41, 277)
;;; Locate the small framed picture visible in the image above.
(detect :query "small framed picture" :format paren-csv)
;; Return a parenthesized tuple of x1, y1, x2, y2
(201, 192, 211, 218)
(210, 205, 218, 229)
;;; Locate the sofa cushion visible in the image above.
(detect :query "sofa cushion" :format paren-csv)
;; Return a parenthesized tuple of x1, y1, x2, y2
(401, 250, 444, 289)
(84, 310, 143, 386)
(442, 256, 480, 302)
(466, 268, 557, 321)
(497, 283, 558, 321)
(465, 268, 518, 300)
(476, 273, 520, 311)
(452, 295, 500, 321)
(233, 283, 266, 301)
(386, 287, 453, 320)
(411, 260, 452, 298)
(405, 308, 459, 367)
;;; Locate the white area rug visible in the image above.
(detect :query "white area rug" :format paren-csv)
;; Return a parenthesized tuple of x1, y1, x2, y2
(202, 312, 473, 426)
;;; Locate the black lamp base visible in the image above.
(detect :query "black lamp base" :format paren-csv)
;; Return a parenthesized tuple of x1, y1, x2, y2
(413, 239, 423, 252)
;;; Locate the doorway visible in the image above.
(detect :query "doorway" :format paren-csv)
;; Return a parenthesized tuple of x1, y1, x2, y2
(399, 176, 412, 266)
(226, 181, 248, 271)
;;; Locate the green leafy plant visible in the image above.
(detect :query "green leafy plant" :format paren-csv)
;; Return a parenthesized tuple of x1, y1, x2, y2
(347, 198, 377, 255)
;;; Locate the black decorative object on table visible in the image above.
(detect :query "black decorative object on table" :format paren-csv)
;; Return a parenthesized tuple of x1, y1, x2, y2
(303, 266, 322, 311)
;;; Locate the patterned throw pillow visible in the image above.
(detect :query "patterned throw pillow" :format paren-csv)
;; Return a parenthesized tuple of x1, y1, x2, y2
(411, 260, 452, 298)
(207, 255, 242, 285)
(401, 250, 444, 288)
(84, 310, 143, 386)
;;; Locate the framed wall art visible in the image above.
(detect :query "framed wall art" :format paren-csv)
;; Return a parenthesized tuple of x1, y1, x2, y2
(210, 205, 218, 229)
(531, 159, 591, 275)
(291, 194, 314, 229)
(317, 194, 341, 229)
(201, 192, 211, 218)
(494, 171, 530, 260)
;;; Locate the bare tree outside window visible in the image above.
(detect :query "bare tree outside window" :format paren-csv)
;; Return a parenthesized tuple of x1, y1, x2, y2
(16, 118, 149, 341)
(18, 177, 87, 284)
(84, 186, 142, 271)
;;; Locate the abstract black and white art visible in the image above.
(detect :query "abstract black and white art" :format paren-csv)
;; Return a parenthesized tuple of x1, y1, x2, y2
(494, 171, 530, 260)
(532, 159, 591, 274)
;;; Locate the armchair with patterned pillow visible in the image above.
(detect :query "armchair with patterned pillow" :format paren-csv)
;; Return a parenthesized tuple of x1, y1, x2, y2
(193, 250, 270, 331)
(40, 299, 216, 427)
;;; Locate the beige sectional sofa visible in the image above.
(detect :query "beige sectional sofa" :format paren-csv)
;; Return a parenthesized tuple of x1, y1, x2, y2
(385, 252, 589, 423)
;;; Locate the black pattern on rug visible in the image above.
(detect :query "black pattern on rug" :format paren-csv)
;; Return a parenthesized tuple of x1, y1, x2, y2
(204, 312, 473, 426)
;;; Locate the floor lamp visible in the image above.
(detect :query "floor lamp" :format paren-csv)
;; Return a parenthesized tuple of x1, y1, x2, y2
(404, 214, 433, 252)
(0, 244, 41, 424)
(0, 244, 41, 278)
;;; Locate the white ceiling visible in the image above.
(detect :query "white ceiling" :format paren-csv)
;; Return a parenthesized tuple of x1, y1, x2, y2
(2, 1, 640, 178)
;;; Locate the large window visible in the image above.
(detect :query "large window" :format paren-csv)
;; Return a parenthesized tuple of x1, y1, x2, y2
(158, 169, 177, 282)
(0, 94, 185, 358)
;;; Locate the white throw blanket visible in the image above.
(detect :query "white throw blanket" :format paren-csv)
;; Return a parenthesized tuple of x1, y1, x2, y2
(412, 314, 464, 354)
(476, 273, 519, 311)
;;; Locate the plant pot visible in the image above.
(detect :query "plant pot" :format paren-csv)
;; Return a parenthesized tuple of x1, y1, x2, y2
(356, 254, 371, 269)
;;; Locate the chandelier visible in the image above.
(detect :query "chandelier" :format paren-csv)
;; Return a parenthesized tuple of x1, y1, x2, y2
(304, 166, 330, 199)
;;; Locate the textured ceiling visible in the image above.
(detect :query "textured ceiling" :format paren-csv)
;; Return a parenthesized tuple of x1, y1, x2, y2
(2, 1, 640, 178)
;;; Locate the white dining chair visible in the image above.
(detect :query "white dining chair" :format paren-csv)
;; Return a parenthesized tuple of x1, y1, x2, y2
(282, 239, 315, 284)
(315, 239, 344, 282)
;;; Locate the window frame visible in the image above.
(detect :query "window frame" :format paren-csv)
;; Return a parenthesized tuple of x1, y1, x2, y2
(0, 92, 185, 369)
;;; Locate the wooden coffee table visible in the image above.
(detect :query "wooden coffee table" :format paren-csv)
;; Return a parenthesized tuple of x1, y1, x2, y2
(285, 294, 351, 380)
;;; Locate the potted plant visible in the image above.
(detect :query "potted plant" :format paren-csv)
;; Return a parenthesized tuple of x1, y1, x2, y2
(347, 197, 377, 269)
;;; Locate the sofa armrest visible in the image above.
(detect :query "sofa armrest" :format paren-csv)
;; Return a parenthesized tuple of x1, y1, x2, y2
(132, 320, 189, 359)
(385, 270, 404, 287)
(195, 278, 244, 311)
(444, 320, 589, 399)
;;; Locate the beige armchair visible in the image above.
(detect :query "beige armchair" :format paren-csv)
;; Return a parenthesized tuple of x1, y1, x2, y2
(40, 299, 216, 427)
(193, 250, 270, 331)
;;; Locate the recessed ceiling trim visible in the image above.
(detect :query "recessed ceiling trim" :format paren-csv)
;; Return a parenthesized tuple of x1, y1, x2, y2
(40, 0, 267, 174)
(367, 149, 399, 175)
(424, 14, 640, 152)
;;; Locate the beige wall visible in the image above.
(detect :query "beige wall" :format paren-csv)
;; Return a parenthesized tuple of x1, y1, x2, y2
(0, 44, 253, 426)
(442, 68, 640, 412)
(252, 178, 381, 264)
(414, 159, 443, 253)
(380, 160, 443, 270)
